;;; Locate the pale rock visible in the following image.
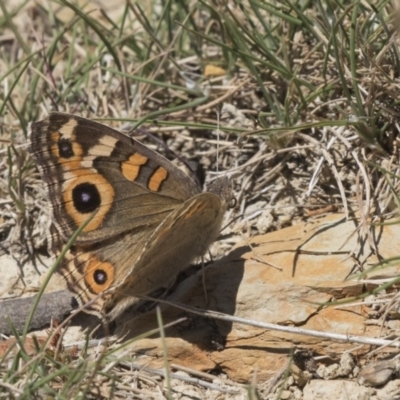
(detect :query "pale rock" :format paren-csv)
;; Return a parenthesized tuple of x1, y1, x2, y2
(278, 389, 292, 399)
(341, 353, 357, 376)
(292, 387, 303, 399)
(0, 254, 51, 299)
(172, 384, 204, 400)
(375, 379, 400, 400)
(303, 380, 371, 400)
(318, 363, 342, 380)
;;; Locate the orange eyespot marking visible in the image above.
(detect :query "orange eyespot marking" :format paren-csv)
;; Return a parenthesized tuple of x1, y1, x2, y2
(84, 257, 115, 294)
(51, 131, 61, 142)
(121, 153, 148, 182)
(63, 172, 115, 232)
(148, 167, 168, 191)
(49, 122, 83, 164)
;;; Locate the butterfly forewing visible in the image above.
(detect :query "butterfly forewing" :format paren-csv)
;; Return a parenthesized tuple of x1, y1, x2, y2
(28, 113, 200, 245)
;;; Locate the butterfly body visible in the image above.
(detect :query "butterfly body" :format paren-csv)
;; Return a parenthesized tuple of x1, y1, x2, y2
(28, 113, 231, 319)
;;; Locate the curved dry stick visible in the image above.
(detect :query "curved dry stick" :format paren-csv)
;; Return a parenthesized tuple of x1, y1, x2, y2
(0, 290, 75, 336)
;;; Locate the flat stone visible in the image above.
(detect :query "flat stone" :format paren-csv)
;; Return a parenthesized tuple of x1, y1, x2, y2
(115, 213, 400, 382)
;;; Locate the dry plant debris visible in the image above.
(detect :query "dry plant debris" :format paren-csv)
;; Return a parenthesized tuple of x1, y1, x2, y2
(1, 0, 400, 398)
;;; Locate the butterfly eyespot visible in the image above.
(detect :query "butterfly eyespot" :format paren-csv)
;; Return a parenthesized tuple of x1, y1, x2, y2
(229, 197, 237, 209)
(84, 258, 114, 294)
(58, 138, 74, 158)
(72, 182, 101, 213)
(93, 269, 107, 285)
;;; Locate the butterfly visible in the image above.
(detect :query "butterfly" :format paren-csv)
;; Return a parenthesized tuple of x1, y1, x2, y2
(28, 113, 232, 320)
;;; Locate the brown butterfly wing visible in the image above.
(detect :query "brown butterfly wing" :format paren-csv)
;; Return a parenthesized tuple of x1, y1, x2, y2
(28, 112, 200, 246)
